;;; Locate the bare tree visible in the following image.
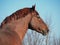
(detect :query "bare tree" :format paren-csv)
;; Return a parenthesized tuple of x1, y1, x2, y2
(22, 29, 46, 45)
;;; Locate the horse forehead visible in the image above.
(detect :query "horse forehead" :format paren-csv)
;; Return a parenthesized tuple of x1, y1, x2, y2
(33, 11, 39, 15)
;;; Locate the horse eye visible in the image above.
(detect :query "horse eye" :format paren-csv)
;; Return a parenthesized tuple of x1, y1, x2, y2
(37, 15, 40, 18)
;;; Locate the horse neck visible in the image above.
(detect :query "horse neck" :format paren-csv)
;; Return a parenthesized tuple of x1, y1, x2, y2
(2, 14, 32, 41)
(15, 14, 32, 41)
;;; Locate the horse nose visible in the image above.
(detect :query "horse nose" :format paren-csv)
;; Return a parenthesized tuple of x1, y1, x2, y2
(43, 29, 49, 35)
(47, 29, 49, 33)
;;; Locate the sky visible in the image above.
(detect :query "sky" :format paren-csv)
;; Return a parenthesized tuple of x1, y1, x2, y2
(0, 0, 60, 38)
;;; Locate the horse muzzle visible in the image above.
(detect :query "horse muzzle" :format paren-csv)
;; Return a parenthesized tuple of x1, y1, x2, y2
(42, 29, 49, 35)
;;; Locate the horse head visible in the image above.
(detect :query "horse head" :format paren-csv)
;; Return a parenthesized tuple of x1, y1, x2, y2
(29, 5, 49, 35)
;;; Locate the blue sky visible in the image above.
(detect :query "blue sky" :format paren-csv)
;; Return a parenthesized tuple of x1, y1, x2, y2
(0, 0, 60, 38)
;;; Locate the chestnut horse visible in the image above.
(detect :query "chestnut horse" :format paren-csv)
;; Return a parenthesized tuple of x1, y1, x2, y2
(0, 5, 49, 45)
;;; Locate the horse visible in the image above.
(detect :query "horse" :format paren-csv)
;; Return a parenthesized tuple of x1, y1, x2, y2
(0, 5, 49, 45)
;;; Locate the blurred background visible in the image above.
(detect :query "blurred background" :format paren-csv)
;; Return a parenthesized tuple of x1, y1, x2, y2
(0, 0, 60, 45)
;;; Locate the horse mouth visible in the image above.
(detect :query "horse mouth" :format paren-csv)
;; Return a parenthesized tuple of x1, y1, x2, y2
(37, 28, 49, 35)
(41, 30, 49, 35)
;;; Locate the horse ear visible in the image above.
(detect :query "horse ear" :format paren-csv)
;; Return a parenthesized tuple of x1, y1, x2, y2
(31, 5, 35, 11)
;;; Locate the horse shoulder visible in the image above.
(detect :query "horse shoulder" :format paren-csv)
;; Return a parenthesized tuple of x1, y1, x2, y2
(0, 30, 22, 45)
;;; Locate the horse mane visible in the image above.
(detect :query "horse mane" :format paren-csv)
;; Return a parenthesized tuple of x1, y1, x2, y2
(0, 8, 32, 27)
(0, 6, 39, 28)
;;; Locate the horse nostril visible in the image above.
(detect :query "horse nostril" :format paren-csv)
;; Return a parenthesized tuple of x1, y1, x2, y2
(47, 30, 49, 33)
